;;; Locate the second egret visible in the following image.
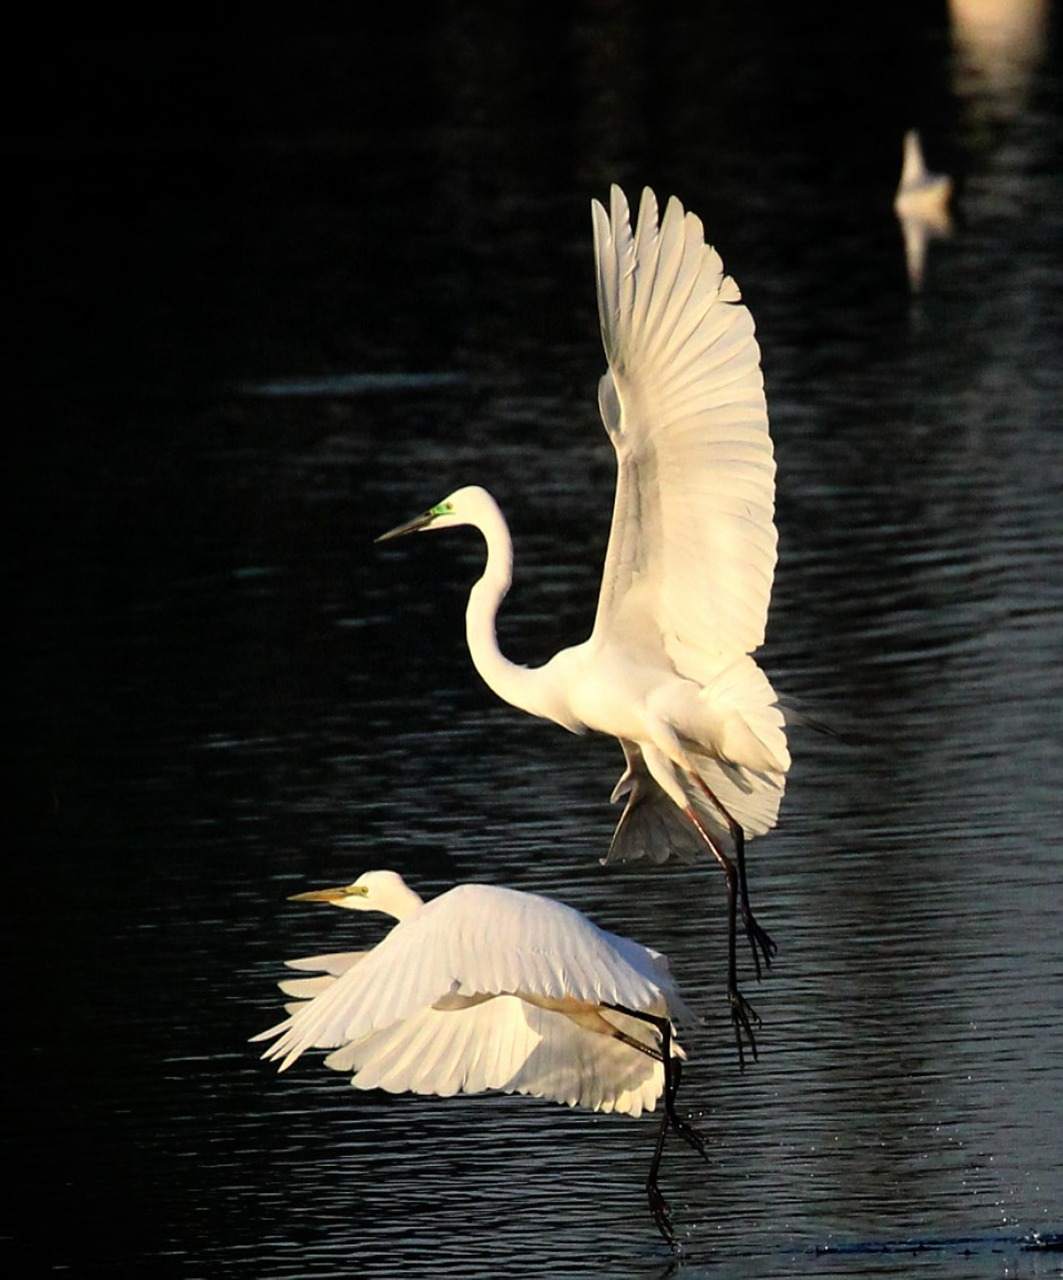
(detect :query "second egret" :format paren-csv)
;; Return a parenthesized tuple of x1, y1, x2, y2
(253, 870, 707, 1246)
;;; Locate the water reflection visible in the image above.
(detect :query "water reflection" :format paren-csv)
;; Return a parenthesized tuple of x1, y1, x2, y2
(950, 0, 1049, 120)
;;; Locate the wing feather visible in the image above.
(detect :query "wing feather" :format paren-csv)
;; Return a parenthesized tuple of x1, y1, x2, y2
(591, 184, 777, 669)
(324, 995, 670, 1116)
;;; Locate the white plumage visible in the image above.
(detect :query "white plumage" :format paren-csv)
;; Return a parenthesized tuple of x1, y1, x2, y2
(376, 187, 791, 1061)
(253, 870, 688, 1119)
(894, 130, 953, 292)
(590, 186, 778, 666)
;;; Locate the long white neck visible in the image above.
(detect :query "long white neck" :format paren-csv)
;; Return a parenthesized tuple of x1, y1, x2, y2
(465, 497, 559, 723)
(382, 880, 425, 921)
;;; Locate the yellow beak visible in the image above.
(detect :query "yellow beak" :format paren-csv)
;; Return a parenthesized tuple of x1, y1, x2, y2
(287, 885, 352, 904)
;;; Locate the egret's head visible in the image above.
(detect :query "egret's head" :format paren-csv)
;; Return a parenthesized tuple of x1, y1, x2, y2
(288, 869, 424, 921)
(375, 486, 492, 542)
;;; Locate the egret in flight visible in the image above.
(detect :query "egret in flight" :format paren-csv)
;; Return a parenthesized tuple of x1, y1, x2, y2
(377, 186, 790, 1064)
(253, 870, 707, 1247)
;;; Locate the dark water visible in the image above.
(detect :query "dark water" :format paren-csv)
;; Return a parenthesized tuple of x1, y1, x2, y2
(9, 6, 1063, 1276)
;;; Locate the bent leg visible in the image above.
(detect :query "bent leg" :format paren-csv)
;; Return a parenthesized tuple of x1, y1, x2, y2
(603, 1003, 708, 1250)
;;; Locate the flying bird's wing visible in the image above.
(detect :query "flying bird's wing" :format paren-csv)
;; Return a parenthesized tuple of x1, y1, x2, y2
(421, 884, 675, 1012)
(253, 884, 682, 1074)
(590, 185, 778, 676)
(324, 993, 669, 1116)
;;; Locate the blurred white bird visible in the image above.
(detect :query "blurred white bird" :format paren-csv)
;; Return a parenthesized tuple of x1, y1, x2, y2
(253, 869, 707, 1246)
(377, 186, 791, 1063)
(894, 130, 953, 291)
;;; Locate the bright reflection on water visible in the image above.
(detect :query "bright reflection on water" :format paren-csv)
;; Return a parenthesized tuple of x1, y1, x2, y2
(11, 7, 1063, 1277)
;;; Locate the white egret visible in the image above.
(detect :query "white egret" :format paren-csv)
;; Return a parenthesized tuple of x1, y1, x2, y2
(894, 130, 953, 292)
(253, 869, 707, 1247)
(377, 186, 790, 1063)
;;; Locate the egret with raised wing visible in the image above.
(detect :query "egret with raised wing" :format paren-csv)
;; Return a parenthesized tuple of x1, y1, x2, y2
(377, 186, 791, 1063)
(253, 870, 706, 1247)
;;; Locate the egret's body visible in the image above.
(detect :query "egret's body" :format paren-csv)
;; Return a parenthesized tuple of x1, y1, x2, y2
(378, 186, 790, 1061)
(254, 870, 705, 1245)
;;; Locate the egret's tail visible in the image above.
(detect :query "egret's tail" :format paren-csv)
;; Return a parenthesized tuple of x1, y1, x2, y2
(684, 749, 787, 842)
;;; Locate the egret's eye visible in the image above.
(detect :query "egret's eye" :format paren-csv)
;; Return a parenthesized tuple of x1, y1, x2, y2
(431, 500, 454, 517)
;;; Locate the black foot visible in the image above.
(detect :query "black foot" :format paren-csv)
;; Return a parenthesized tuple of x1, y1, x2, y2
(648, 1118, 706, 1250)
(731, 988, 761, 1069)
(648, 1181, 679, 1251)
(670, 1113, 708, 1160)
(743, 910, 777, 981)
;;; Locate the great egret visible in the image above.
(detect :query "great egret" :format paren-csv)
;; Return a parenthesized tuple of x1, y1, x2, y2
(377, 185, 790, 1064)
(253, 869, 707, 1247)
(894, 130, 953, 292)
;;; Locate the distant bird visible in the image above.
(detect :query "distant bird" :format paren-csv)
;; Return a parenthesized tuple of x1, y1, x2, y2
(894, 130, 953, 291)
(253, 869, 707, 1246)
(377, 186, 791, 1064)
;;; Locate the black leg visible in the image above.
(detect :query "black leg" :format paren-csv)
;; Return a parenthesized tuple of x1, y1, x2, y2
(729, 812, 777, 977)
(691, 781, 777, 979)
(646, 1098, 676, 1246)
(604, 1004, 709, 1251)
(683, 806, 760, 1068)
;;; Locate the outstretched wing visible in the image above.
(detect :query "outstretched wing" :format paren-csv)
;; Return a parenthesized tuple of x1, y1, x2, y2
(323, 994, 670, 1117)
(590, 185, 777, 671)
(253, 884, 677, 1072)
